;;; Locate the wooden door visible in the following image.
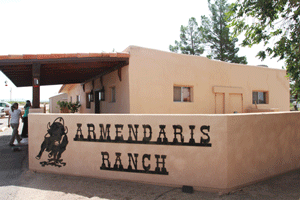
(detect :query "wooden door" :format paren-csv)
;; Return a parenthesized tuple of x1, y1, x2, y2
(95, 90, 100, 113)
(215, 93, 225, 114)
(228, 94, 243, 113)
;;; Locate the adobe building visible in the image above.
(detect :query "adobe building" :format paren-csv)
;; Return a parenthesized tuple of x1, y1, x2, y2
(58, 46, 289, 114)
(0, 46, 298, 194)
(49, 93, 68, 113)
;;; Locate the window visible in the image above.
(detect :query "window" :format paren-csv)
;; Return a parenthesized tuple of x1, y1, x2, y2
(76, 95, 80, 103)
(99, 87, 105, 101)
(110, 86, 116, 102)
(174, 86, 192, 102)
(86, 93, 91, 108)
(252, 91, 268, 104)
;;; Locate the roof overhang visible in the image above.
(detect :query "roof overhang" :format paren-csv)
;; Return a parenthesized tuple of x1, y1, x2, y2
(0, 53, 130, 87)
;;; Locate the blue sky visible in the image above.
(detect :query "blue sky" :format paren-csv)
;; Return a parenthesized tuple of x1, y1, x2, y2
(0, 0, 285, 101)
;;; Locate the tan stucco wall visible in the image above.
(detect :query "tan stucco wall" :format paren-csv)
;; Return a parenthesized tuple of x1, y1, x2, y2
(28, 112, 300, 192)
(63, 65, 130, 114)
(226, 112, 300, 189)
(125, 46, 289, 114)
(65, 84, 91, 113)
(49, 93, 68, 113)
(100, 66, 130, 113)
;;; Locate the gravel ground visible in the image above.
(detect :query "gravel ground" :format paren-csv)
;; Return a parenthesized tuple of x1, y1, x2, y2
(0, 116, 299, 200)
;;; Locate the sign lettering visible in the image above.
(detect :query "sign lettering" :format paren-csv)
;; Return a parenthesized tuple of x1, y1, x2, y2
(74, 123, 211, 146)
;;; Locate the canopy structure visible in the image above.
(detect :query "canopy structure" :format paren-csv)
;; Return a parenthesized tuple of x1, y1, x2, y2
(0, 52, 130, 108)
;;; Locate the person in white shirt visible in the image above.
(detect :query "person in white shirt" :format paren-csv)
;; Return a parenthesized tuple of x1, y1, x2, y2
(8, 103, 22, 146)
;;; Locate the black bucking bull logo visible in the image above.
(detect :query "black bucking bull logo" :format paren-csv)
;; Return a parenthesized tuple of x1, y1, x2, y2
(36, 117, 68, 167)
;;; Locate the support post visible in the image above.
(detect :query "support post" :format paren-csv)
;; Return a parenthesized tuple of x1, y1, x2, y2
(118, 68, 122, 81)
(32, 63, 41, 108)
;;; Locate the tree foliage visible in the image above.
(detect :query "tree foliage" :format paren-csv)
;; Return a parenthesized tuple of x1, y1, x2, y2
(201, 0, 247, 64)
(170, 0, 247, 64)
(169, 17, 204, 55)
(229, 0, 300, 93)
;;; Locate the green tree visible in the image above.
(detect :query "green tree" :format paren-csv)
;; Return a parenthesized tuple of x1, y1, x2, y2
(200, 0, 247, 64)
(229, 0, 300, 92)
(169, 17, 204, 55)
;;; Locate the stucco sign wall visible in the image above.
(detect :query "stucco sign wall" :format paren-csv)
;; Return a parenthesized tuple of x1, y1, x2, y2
(29, 112, 300, 192)
(75, 122, 211, 175)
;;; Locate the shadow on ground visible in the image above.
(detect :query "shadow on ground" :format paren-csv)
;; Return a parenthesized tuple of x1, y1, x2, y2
(2, 167, 300, 200)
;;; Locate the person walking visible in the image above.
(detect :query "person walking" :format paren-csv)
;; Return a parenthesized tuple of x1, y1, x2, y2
(21, 100, 31, 138)
(8, 103, 22, 146)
